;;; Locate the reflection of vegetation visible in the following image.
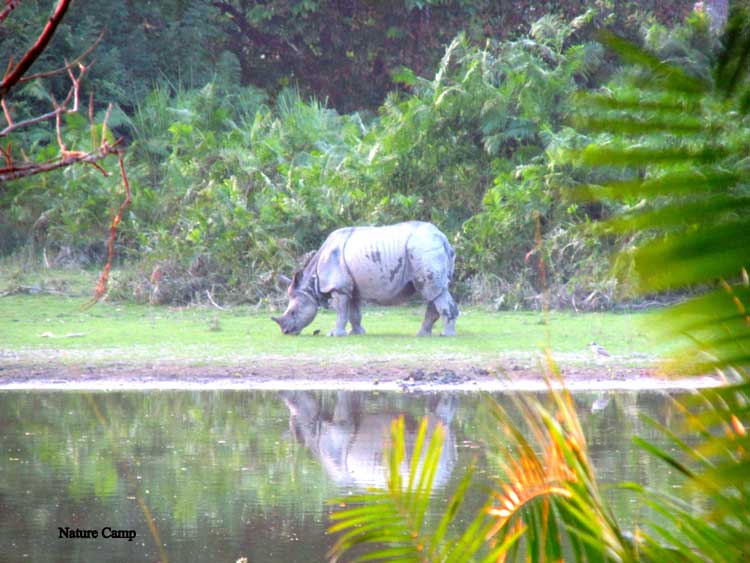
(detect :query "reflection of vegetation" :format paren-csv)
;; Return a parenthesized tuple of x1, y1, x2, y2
(0, 390, 692, 561)
(0, 391, 338, 561)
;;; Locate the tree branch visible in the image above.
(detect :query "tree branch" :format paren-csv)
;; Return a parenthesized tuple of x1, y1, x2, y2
(82, 150, 132, 308)
(0, 0, 72, 98)
(1, 62, 87, 137)
(1, 0, 129, 308)
(19, 31, 103, 84)
(0, 0, 21, 24)
(0, 138, 122, 182)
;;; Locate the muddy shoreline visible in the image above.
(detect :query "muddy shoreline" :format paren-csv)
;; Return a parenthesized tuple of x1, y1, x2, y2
(0, 360, 720, 392)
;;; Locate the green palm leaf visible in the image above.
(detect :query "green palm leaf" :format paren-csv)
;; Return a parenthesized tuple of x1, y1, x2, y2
(327, 415, 523, 563)
(571, 7, 750, 373)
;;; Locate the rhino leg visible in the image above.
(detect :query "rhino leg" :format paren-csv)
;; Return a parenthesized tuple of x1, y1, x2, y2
(433, 289, 459, 337)
(417, 302, 440, 336)
(348, 297, 366, 335)
(329, 293, 350, 337)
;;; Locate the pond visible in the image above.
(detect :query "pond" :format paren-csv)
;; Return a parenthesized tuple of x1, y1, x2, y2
(0, 389, 698, 562)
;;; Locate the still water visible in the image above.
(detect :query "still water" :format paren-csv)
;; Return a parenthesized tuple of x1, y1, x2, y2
(0, 390, 692, 562)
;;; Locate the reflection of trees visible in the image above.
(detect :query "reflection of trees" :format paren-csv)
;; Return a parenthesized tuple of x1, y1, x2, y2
(281, 391, 458, 489)
(0, 391, 339, 561)
(0, 390, 712, 561)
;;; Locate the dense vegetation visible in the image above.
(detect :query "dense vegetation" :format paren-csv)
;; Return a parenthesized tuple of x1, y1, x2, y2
(1, 1, 704, 309)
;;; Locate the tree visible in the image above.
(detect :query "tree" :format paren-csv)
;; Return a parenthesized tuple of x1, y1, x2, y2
(0, 0, 130, 304)
(210, 0, 693, 112)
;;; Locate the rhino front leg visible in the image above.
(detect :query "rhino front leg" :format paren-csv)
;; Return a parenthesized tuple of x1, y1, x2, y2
(329, 293, 350, 337)
(417, 302, 440, 336)
(433, 289, 459, 337)
(348, 297, 366, 335)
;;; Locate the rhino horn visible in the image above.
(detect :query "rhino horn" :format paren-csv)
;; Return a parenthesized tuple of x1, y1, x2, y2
(278, 274, 292, 286)
(271, 316, 282, 325)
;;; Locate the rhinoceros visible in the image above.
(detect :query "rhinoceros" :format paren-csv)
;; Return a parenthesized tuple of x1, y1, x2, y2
(272, 221, 458, 336)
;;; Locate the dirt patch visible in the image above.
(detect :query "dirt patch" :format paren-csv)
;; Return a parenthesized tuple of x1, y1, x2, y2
(0, 359, 720, 392)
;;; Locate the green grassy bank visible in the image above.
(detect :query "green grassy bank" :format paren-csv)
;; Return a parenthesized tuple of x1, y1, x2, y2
(0, 293, 661, 368)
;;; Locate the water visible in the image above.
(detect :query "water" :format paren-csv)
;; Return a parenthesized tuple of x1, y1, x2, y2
(0, 390, 696, 562)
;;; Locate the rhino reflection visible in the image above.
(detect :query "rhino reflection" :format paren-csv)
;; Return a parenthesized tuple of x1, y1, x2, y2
(281, 391, 458, 489)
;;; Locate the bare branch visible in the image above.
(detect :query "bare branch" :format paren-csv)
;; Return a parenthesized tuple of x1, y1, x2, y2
(54, 104, 66, 151)
(0, 0, 72, 98)
(1, 98, 12, 127)
(88, 91, 97, 148)
(2, 106, 62, 136)
(0, 138, 122, 182)
(101, 102, 112, 142)
(0, 142, 11, 166)
(0, 0, 21, 24)
(1, 0, 130, 308)
(82, 151, 132, 309)
(19, 31, 103, 84)
(1, 63, 86, 137)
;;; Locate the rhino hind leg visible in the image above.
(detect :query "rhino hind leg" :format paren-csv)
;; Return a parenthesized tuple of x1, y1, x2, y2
(348, 297, 366, 335)
(433, 289, 459, 337)
(417, 302, 440, 336)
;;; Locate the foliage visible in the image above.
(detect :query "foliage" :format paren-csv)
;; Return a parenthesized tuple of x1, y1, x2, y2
(570, 7, 750, 371)
(1, 6, 717, 308)
(327, 10, 750, 563)
(328, 366, 750, 562)
(0, 1, 690, 115)
(627, 379, 750, 561)
(457, 16, 605, 288)
(324, 375, 600, 562)
(329, 416, 521, 563)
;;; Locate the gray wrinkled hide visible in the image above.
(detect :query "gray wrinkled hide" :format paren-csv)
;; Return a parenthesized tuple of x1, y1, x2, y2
(274, 221, 459, 336)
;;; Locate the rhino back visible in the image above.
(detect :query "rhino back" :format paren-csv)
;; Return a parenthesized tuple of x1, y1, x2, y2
(343, 223, 419, 303)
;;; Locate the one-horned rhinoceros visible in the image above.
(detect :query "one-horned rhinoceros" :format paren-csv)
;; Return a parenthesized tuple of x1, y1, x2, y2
(272, 221, 458, 336)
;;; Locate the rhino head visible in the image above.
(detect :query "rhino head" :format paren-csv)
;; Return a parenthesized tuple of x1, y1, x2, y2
(271, 271, 319, 335)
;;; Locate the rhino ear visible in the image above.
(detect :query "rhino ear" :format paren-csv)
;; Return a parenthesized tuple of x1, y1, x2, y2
(278, 274, 292, 286)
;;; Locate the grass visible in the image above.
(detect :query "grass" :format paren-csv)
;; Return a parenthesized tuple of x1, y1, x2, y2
(0, 264, 670, 370)
(0, 292, 663, 368)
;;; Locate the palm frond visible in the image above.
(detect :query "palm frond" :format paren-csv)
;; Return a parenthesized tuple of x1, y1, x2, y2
(483, 363, 638, 562)
(571, 7, 750, 373)
(615, 372, 750, 562)
(327, 414, 524, 563)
